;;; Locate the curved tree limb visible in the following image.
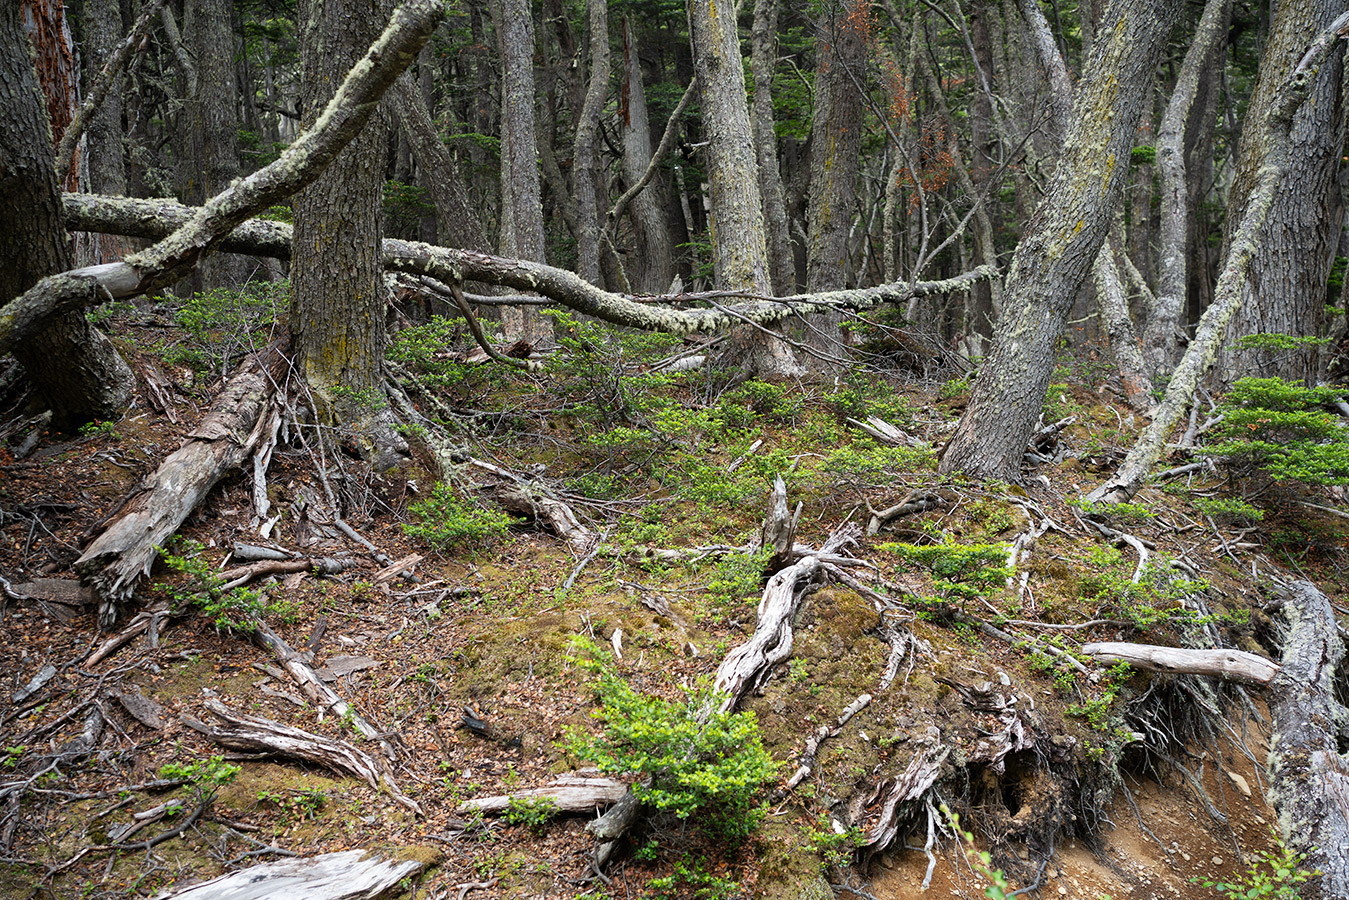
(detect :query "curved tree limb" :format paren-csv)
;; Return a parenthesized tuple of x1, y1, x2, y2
(0, 0, 444, 349)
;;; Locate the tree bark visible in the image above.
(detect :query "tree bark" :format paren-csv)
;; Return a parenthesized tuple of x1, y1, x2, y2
(750, 0, 797, 294)
(687, 0, 800, 376)
(940, 0, 1182, 482)
(1213, 0, 1347, 387)
(572, 0, 609, 286)
(1, 2, 132, 430)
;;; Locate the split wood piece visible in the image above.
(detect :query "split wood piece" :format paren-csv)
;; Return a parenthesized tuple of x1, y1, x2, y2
(1268, 579, 1349, 897)
(250, 405, 283, 527)
(867, 490, 943, 536)
(478, 478, 595, 554)
(86, 601, 176, 666)
(231, 543, 294, 563)
(860, 745, 952, 853)
(784, 694, 872, 790)
(759, 476, 799, 572)
(250, 621, 396, 760)
(372, 553, 423, 585)
(587, 783, 646, 874)
(152, 849, 424, 900)
(1080, 642, 1279, 686)
(76, 353, 281, 626)
(1031, 415, 1076, 452)
(455, 774, 628, 815)
(200, 698, 421, 816)
(219, 558, 346, 592)
(846, 416, 922, 448)
(2, 577, 88, 623)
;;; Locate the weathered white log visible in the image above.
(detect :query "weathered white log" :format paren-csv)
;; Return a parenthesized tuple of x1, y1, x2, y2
(860, 745, 952, 852)
(200, 698, 420, 816)
(219, 557, 346, 591)
(847, 416, 922, 448)
(1268, 580, 1349, 898)
(76, 357, 278, 624)
(482, 481, 594, 554)
(714, 554, 822, 713)
(153, 849, 423, 900)
(1080, 641, 1279, 686)
(759, 476, 797, 572)
(455, 775, 628, 815)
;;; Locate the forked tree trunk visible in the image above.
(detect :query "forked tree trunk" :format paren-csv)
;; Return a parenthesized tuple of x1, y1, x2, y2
(940, 0, 1181, 482)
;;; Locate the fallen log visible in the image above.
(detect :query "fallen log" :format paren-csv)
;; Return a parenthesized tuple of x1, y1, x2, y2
(1080, 641, 1279, 686)
(218, 557, 347, 591)
(199, 698, 421, 816)
(1268, 580, 1349, 898)
(455, 774, 627, 816)
(153, 849, 424, 900)
(867, 489, 943, 536)
(76, 352, 281, 625)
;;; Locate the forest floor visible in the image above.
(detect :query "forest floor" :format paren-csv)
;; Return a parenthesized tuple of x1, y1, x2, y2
(0, 297, 1337, 899)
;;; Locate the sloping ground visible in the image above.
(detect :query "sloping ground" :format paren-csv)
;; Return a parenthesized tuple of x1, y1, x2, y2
(0, 322, 1338, 900)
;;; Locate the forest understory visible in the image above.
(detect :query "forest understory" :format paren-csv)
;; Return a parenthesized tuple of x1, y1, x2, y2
(0, 294, 1338, 900)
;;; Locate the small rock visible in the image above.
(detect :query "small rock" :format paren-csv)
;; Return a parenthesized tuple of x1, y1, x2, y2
(1212, 856, 1223, 865)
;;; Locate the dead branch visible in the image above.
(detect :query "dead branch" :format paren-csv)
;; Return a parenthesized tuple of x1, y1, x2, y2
(219, 557, 347, 591)
(455, 774, 628, 815)
(847, 416, 923, 448)
(1080, 641, 1279, 686)
(76, 353, 282, 625)
(784, 694, 872, 790)
(199, 698, 421, 816)
(867, 489, 943, 535)
(860, 745, 952, 853)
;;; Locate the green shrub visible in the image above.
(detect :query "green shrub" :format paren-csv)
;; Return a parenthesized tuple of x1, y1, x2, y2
(883, 539, 1011, 602)
(566, 639, 778, 844)
(1193, 496, 1264, 525)
(403, 482, 513, 551)
(504, 796, 558, 833)
(1204, 377, 1349, 484)
(159, 540, 273, 632)
(1194, 830, 1316, 899)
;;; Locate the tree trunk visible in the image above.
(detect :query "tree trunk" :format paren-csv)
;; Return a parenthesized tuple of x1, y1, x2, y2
(2, 2, 132, 430)
(290, 0, 405, 466)
(804, 0, 866, 358)
(940, 0, 1181, 482)
(572, 0, 609, 286)
(1213, 0, 1347, 387)
(1144, 0, 1231, 376)
(617, 17, 676, 294)
(495, 0, 550, 344)
(687, 0, 799, 376)
(750, 0, 797, 294)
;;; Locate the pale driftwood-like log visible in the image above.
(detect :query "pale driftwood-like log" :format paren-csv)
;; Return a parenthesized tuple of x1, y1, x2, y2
(219, 558, 346, 591)
(455, 774, 627, 815)
(867, 489, 943, 536)
(153, 849, 424, 900)
(1080, 641, 1279, 686)
(200, 699, 421, 816)
(860, 745, 952, 852)
(76, 358, 278, 625)
(1268, 580, 1349, 897)
(714, 548, 825, 713)
(846, 416, 922, 448)
(250, 622, 395, 760)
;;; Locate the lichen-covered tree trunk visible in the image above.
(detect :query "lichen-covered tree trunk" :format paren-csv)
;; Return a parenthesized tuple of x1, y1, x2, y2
(618, 17, 675, 295)
(1212, 0, 1347, 388)
(750, 0, 797, 295)
(572, 0, 609, 286)
(804, 0, 866, 357)
(939, 0, 1181, 482)
(495, 0, 550, 344)
(1, 3, 131, 430)
(687, 0, 799, 377)
(291, 0, 405, 466)
(1144, 0, 1231, 376)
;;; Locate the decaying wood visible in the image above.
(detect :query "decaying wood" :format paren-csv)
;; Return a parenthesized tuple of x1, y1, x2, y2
(760, 476, 798, 572)
(455, 774, 628, 815)
(250, 622, 395, 759)
(86, 601, 175, 665)
(76, 355, 279, 625)
(199, 698, 421, 816)
(860, 745, 951, 852)
(153, 849, 424, 900)
(847, 416, 922, 448)
(371, 553, 423, 585)
(867, 489, 943, 535)
(482, 481, 595, 554)
(219, 557, 346, 591)
(714, 554, 822, 713)
(1267, 579, 1349, 897)
(1081, 641, 1279, 686)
